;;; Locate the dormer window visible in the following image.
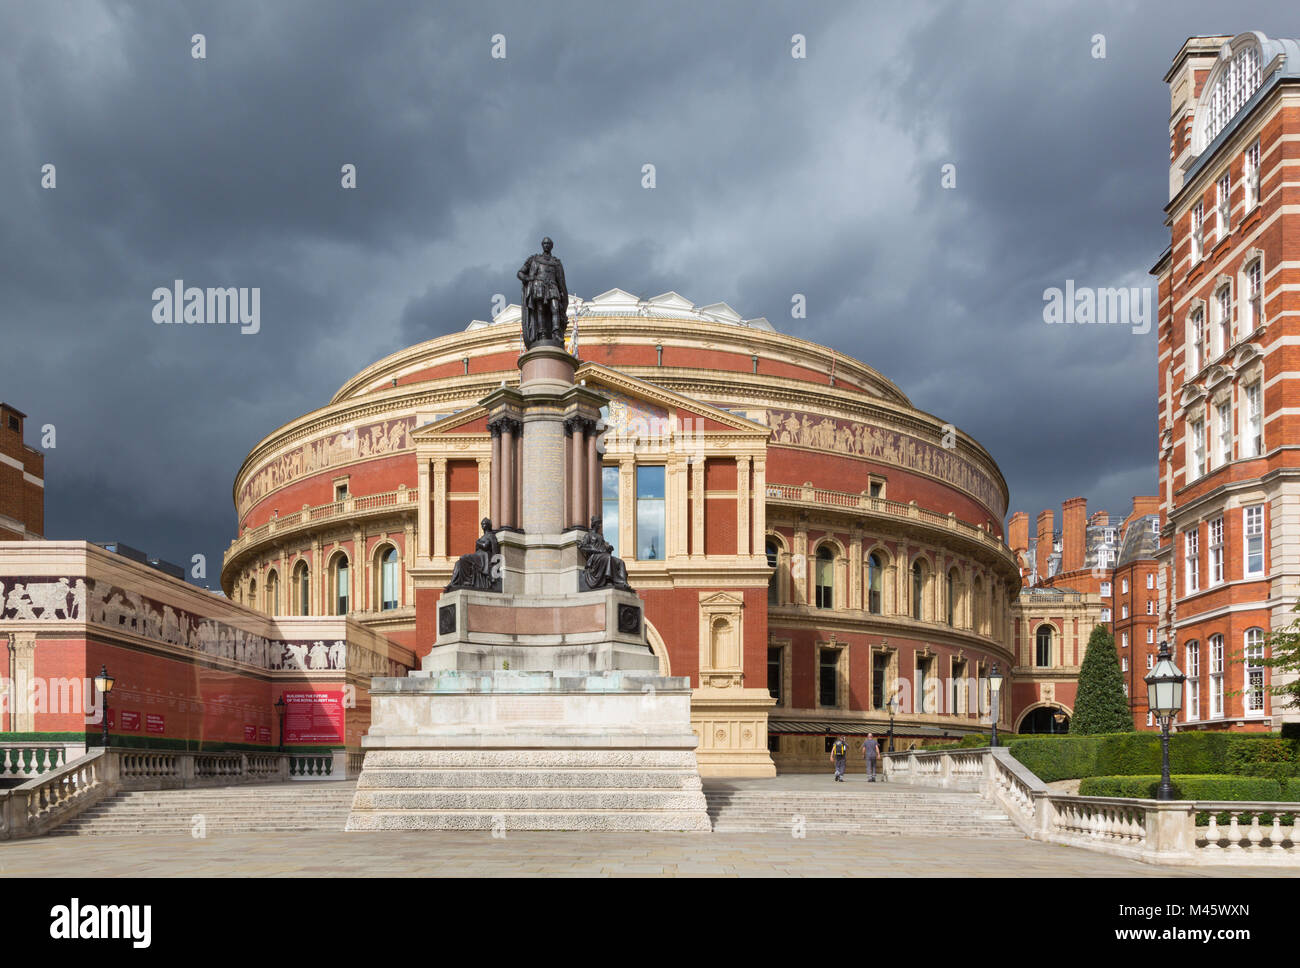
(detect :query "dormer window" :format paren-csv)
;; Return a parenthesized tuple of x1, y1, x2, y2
(1204, 41, 1262, 147)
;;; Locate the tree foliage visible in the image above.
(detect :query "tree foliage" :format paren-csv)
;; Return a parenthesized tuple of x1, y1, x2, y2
(1069, 624, 1134, 735)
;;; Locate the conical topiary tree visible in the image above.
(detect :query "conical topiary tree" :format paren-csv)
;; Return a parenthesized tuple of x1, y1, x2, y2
(1069, 624, 1134, 734)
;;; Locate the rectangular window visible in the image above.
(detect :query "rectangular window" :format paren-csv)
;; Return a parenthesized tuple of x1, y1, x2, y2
(819, 649, 838, 707)
(1147, 711, 1154, 727)
(1121, 656, 1128, 672)
(1186, 643, 1200, 721)
(1246, 631, 1265, 714)
(767, 647, 782, 704)
(1147, 628, 1154, 644)
(1244, 139, 1260, 210)
(1210, 636, 1225, 718)
(601, 466, 620, 557)
(1101, 581, 1112, 597)
(1147, 573, 1155, 589)
(1244, 382, 1262, 457)
(634, 465, 665, 560)
(1188, 308, 1204, 373)
(1146, 652, 1154, 670)
(1215, 285, 1232, 355)
(1217, 172, 1231, 241)
(334, 483, 349, 501)
(1185, 528, 1199, 594)
(1146, 600, 1154, 615)
(1120, 604, 1127, 619)
(872, 653, 888, 710)
(1244, 504, 1265, 576)
(1190, 418, 1206, 480)
(1121, 578, 1128, 594)
(1245, 260, 1262, 332)
(1191, 202, 1205, 262)
(1121, 631, 1128, 649)
(1209, 516, 1224, 584)
(1102, 607, 1112, 623)
(1216, 399, 1232, 465)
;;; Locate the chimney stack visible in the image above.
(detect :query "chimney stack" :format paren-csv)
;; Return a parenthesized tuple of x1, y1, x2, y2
(1062, 497, 1087, 574)
(1008, 511, 1029, 554)
(1035, 509, 1054, 584)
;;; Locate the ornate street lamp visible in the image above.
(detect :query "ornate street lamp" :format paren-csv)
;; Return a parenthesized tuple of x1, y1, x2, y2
(1052, 708, 1067, 734)
(93, 665, 115, 748)
(1145, 641, 1186, 801)
(275, 695, 287, 753)
(988, 663, 1004, 746)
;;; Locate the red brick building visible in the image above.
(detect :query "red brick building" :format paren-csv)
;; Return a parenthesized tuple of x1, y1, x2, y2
(221, 291, 1021, 772)
(0, 403, 44, 541)
(1152, 31, 1300, 732)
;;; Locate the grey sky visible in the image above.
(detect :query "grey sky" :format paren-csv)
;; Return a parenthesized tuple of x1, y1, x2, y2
(0, 0, 1291, 582)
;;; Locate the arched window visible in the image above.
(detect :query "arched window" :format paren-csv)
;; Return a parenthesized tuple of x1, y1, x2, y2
(946, 569, 961, 626)
(332, 554, 350, 616)
(1036, 626, 1053, 667)
(248, 578, 257, 611)
(266, 570, 279, 615)
(293, 560, 310, 616)
(766, 540, 780, 605)
(380, 547, 400, 611)
(911, 559, 926, 620)
(867, 553, 883, 614)
(815, 547, 834, 609)
(972, 575, 986, 634)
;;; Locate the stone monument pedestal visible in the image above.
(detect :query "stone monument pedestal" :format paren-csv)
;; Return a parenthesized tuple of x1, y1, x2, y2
(346, 670, 709, 831)
(348, 242, 711, 831)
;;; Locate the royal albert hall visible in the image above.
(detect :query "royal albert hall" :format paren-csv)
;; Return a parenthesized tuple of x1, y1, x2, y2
(221, 290, 1021, 775)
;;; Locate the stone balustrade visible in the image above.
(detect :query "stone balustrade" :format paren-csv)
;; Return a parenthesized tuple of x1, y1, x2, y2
(884, 745, 1300, 866)
(0, 747, 357, 839)
(0, 742, 83, 780)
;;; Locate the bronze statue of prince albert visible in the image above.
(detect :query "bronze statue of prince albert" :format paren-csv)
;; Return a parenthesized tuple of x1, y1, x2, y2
(517, 237, 568, 348)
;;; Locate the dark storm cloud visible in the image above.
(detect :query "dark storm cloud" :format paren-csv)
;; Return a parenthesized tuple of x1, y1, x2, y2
(0, 0, 1287, 580)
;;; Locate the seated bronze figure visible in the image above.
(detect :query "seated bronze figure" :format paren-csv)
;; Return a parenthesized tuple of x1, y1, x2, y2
(445, 518, 502, 592)
(578, 515, 632, 592)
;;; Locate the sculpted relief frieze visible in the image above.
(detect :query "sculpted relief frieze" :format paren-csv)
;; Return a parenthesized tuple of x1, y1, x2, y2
(766, 409, 1002, 515)
(237, 416, 417, 517)
(0, 576, 403, 676)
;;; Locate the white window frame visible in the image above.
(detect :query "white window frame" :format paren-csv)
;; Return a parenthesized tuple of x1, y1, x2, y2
(1245, 260, 1262, 333)
(1147, 573, 1155, 589)
(1244, 504, 1265, 577)
(1190, 417, 1206, 480)
(1191, 202, 1205, 262)
(1210, 634, 1225, 719)
(1215, 284, 1232, 356)
(1217, 172, 1231, 242)
(1101, 581, 1112, 597)
(1147, 628, 1155, 644)
(1243, 381, 1262, 457)
(1101, 607, 1112, 623)
(1185, 642, 1200, 722)
(1185, 527, 1199, 594)
(1120, 604, 1128, 620)
(1121, 578, 1128, 594)
(1245, 628, 1266, 716)
(1216, 398, 1232, 466)
(1244, 140, 1260, 211)
(1209, 516, 1224, 585)
(1121, 631, 1128, 649)
(1146, 599, 1154, 615)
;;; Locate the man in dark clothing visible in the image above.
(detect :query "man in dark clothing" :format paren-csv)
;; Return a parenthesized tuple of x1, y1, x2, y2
(861, 734, 880, 782)
(831, 735, 848, 781)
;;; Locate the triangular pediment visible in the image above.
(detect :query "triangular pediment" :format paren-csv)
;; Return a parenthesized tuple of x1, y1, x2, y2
(575, 362, 771, 436)
(411, 407, 491, 440)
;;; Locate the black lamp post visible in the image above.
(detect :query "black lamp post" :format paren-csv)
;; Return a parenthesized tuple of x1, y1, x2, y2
(988, 663, 1004, 746)
(275, 695, 287, 753)
(1145, 640, 1186, 801)
(887, 693, 898, 753)
(93, 665, 115, 748)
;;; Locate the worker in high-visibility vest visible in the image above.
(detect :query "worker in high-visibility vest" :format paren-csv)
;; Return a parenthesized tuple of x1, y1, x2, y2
(830, 735, 848, 781)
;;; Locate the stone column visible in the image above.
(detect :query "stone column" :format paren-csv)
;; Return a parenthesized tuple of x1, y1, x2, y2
(586, 421, 600, 527)
(490, 426, 502, 526)
(565, 417, 584, 529)
(619, 458, 635, 557)
(691, 458, 705, 557)
(751, 458, 766, 553)
(476, 456, 491, 524)
(499, 422, 517, 530)
(432, 460, 447, 558)
(793, 522, 808, 605)
(850, 529, 863, 610)
(10, 633, 37, 732)
(417, 460, 431, 559)
(521, 412, 568, 535)
(737, 456, 751, 556)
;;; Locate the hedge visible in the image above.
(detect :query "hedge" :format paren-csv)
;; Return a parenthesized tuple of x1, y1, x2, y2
(1078, 774, 1294, 801)
(1010, 732, 1296, 782)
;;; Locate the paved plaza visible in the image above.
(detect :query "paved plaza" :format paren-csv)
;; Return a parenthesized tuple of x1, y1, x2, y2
(1, 828, 1293, 878)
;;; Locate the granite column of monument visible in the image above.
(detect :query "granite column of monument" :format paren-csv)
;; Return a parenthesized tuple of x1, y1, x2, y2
(490, 423, 502, 527)
(564, 417, 584, 530)
(586, 422, 600, 527)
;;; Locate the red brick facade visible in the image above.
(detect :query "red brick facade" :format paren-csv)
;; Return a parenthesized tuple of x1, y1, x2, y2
(0, 403, 43, 541)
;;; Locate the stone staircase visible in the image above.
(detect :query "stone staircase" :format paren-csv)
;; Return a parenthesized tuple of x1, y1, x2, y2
(704, 785, 1023, 837)
(51, 782, 357, 836)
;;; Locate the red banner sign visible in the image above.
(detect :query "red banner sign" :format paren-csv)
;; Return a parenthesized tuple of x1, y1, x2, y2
(120, 710, 140, 731)
(146, 713, 165, 735)
(244, 724, 257, 741)
(283, 691, 345, 744)
(258, 726, 272, 744)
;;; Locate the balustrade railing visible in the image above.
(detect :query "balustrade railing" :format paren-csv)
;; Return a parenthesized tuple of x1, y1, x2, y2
(882, 745, 1300, 866)
(226, 487, 418, 563)
(0, 747, 346, 839)
(0, 743, 78, 779)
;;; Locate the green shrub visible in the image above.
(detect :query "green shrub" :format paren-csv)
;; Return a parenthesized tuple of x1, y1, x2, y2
(1009, 736, 1101, 782)
(1070, 626, 1134, 734)
(1079, 774, 1291, 801)
(1012, 731, 1292, 781)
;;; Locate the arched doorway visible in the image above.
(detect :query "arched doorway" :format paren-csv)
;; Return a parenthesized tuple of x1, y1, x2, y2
(1018, 705, 1070, 734)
